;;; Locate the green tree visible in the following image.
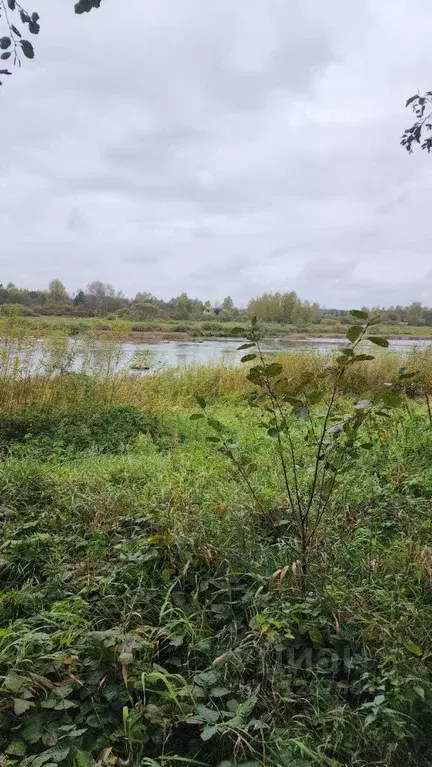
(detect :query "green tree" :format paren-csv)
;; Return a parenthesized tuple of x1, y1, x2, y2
(48, 278, 69, 304)
(406, 301, 423, 326)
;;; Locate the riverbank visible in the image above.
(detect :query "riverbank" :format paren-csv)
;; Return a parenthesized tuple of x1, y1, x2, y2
(7, 314, 432, 341)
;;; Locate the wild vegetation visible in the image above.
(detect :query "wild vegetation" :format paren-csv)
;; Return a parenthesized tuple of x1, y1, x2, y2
(0, 313, 432, 766)
(2, 282, 432, 341)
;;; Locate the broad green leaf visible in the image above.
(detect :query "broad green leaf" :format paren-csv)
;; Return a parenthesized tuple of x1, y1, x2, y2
(201, 724, 218, 741)
(196, 704, 220, 723)
(118, 651, 134, 664)
(207, 418, 224, 433)
(6, 738, 27, 756)
(405, 642, 422, 657)
(263, 362, 282, 378)
(13, 698, 34, 715)
(22, 715, 44, 743)
(4, 670, 27, 693)
(7, 0, 16, 10)
(241, 354, 257, 363)
(20, 40, 35, 59)
(0, 37, 11, 50)
(1, 52, 11, 60)
(308, 627, 322, 645)
(368, 336, 389, 348)
(373, 694, 386, 705)
(210, 686, 230, 697)
(237, 343, 255, 350)
(350, 309, 368, 319)
(190, 413, 204, 420)
(195, 394, 206, 409)
(347, 325, 363, 344)
(267, 427, 278, 438)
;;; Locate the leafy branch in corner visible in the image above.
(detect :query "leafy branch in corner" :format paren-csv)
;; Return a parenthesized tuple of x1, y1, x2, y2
(401, 91, 432, 153)
(0, 0, 103, 86)
(0, 0, 39, 84)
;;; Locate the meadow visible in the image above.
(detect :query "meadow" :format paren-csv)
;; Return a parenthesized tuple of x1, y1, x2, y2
(0, 317, 432, 767)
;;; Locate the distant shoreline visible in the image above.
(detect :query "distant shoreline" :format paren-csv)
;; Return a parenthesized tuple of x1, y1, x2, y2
(6, 315, 432, 343)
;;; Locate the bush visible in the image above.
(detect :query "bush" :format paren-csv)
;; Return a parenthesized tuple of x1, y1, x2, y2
(0, 304, 35, 317)
(0, 404, 173, 455)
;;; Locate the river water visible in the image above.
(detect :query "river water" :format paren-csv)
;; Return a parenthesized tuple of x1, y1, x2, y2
(3, 336, 431, 378)
(122, 336, 432, 369)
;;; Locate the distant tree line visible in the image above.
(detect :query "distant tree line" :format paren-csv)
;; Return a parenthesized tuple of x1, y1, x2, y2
(0, 279, 431, 326)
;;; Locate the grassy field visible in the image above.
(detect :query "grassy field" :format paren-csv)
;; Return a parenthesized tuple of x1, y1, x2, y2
(1, 330, 432, 766)
(11, 313, 432, 340)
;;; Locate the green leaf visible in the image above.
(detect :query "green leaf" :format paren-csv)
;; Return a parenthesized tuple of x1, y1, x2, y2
(13, 698, 34, 715)
(267, 427, 278, 438)
(201, 724, 218, 741)
(207, 418, 224, 433)
(210, 686, 230, 697)
(4, 671, 27, 692)
(347, 325, 363, 344)
(308, 627, 322, 645)
(196, 704, 220, 723)
(350, 309, 368, 319)
(241, 354, 257, 363)
(7, 0, 16, 10)
(118, 651, 134, 664)
(0, 37, 11, 50)
(11, 24, 21, 37)
(237, 343, 255, 350)
(22, 715, 44, 744)
(405, 642, 422, 657)
(263, 362, 283, 378)
(368, 336, 389, 348)
(190, 413, 204, 420)
(195, 394, 206, 409)
(1, 52, 11, 59)
(6, 738, 27, 756)
(20, 40, 35, 59)
(31, 746, 70, 767)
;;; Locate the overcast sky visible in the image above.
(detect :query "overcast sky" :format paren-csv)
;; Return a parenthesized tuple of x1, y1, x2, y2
(1, 0, 432, 307)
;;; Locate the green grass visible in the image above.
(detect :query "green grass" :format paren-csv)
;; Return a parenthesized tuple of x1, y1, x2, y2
(1, 348, 432, 766)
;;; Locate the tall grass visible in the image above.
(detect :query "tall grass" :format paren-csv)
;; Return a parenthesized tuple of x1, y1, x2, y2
(1, 341, 432, 413)
(1, 323, 432, 764)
